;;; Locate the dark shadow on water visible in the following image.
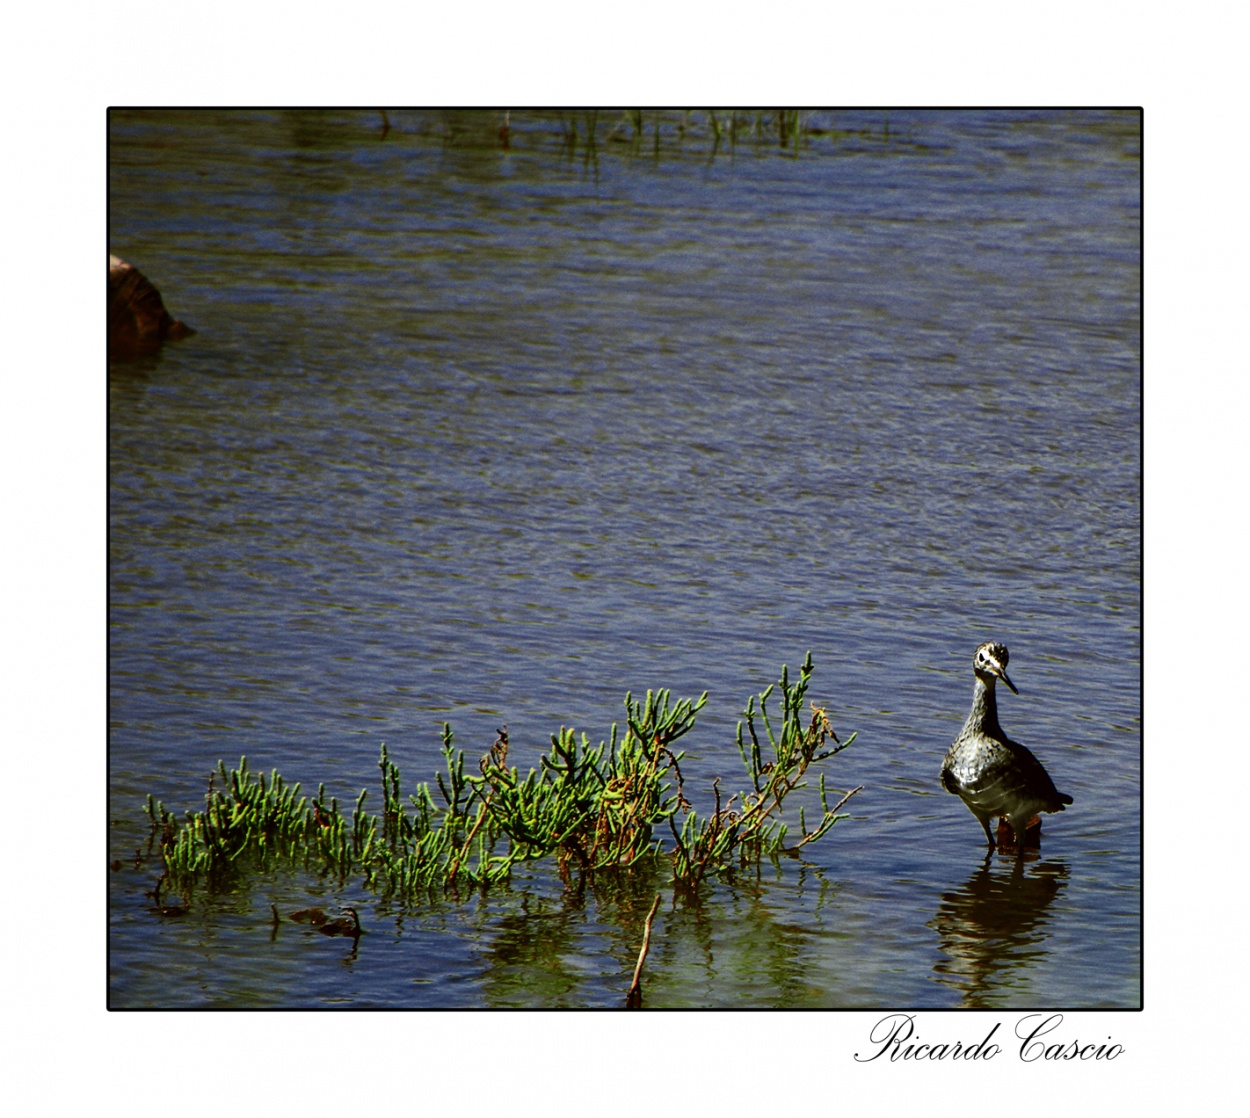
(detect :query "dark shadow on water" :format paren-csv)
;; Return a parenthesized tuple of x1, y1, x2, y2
(929, 853, 1070, 1008)
(476, 891, 597, 1008)
(108, 354, 163, 390)
(476, 866, 666, 1008)
(473, 863, 832, 1008)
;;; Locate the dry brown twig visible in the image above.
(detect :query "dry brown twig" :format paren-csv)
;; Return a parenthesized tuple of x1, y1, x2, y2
(625, 893, 663, 1008)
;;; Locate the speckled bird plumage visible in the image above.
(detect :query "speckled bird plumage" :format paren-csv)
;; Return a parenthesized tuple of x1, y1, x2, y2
(940, 642, 1073, 849)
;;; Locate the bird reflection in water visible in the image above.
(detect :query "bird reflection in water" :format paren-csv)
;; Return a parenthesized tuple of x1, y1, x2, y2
(929, 855, 1069, 1008)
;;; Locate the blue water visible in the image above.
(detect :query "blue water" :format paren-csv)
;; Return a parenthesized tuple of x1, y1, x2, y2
(109, 109, 1140, 1008)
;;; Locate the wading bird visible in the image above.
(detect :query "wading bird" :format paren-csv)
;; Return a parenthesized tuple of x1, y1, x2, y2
(940, 642, 1072, 851)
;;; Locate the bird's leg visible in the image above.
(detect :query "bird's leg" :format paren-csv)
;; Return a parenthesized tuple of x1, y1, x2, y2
(978, 815, 996, 849)
(1010, 820, 1029, 860)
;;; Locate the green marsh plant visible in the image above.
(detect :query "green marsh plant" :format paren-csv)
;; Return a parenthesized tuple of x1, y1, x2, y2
(145, 653, 859, 905)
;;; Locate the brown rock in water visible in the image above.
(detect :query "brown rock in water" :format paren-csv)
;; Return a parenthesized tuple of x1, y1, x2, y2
(318, 907, 362, 938)
(108, 255, 194, 361)
(288, 907, 329, 926)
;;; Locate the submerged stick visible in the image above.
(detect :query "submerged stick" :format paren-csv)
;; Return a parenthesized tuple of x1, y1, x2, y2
(625, 893, 663, 1009)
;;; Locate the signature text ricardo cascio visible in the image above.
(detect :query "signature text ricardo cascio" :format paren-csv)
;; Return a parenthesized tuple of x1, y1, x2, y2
(853, 1013, 1124, 1063)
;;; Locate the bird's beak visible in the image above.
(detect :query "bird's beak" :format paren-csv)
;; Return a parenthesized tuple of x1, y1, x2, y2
(991, 662, 1018, 694)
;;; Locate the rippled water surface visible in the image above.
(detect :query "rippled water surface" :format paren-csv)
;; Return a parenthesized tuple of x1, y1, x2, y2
(109, 109, 1140, 1009)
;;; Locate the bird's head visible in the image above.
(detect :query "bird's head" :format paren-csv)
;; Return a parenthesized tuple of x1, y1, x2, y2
(973, 641, 1018, 694)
